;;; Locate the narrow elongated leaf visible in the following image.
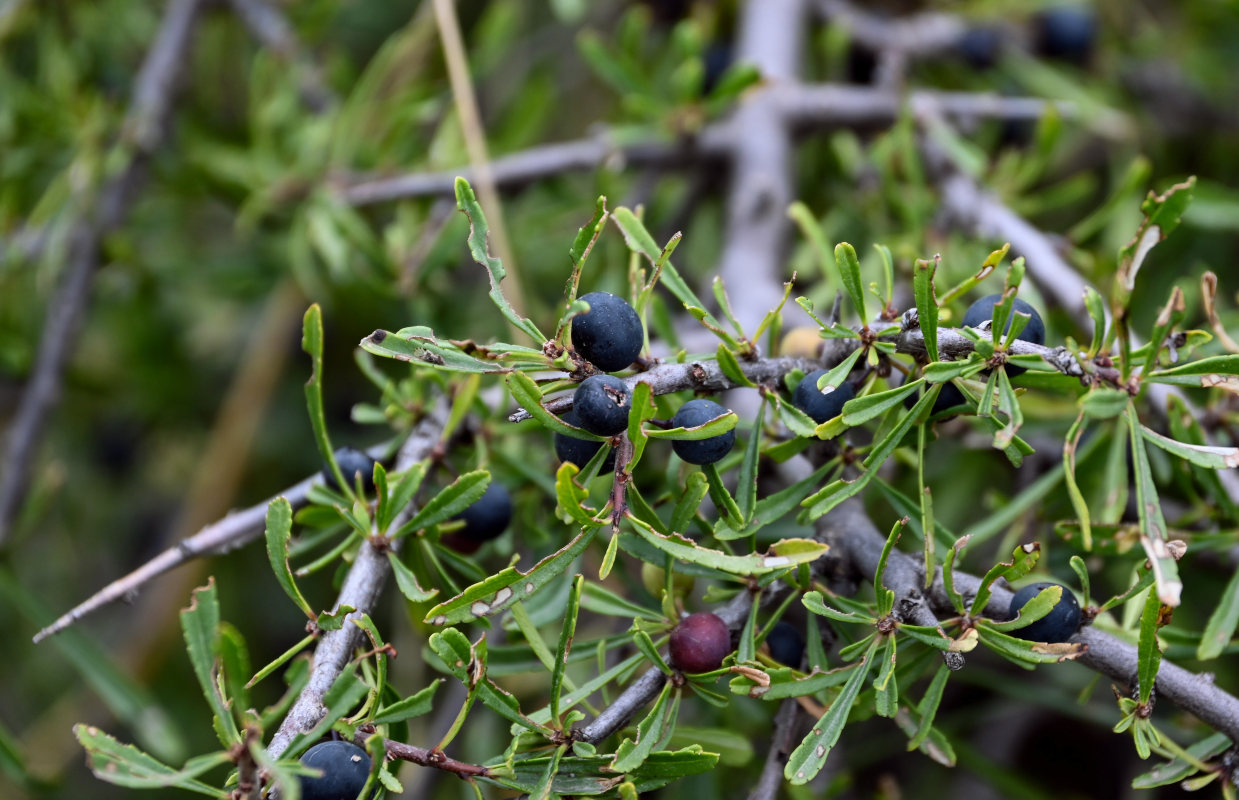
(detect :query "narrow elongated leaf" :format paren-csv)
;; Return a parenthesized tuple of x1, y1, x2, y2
(841, 381, 922, 426)
(729, 661, 860, 700)
(360, 327, 505, 373)
(1146, 355, 1239, 395)
(265, 498, 314, 619)
(834, 242, 867, 322)
(1138, 585, 1164, 703)
(975, 622, 1087, 664)
(628, 515, 827, 576)
(455, 178, 544, 342)
(397, 470, 490, 536)
(73, 726, 228, 795)
(425, 527, 599, 625)
(388, 552, 439, 603)
(908, 663, 951, 751)
(303, 305, 342, 491)
(1198, 564, 1239, 660)
(612, 682, 679, 772)
(1141, 425, 1239, 469)
(784, 645, 874, 784)
(914, 258, 939, 362)
(644, 412, 738, 440)
(179, 580, 239, 746)
(970, 543, 1040, 618)
(580, 582, 663, 622)
(373, 680, 442, 724)
(1127, 403, 1182, 606)
(551, 575, 584, 726)
(736, 399, 765, 520)
(611, 207, 705, 313)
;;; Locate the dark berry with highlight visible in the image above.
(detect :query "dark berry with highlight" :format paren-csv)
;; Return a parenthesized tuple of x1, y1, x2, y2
(670, 612, 732, 673)
(1008, 581, 1082, 643)
(670, 398, 735, 466)
(571, 291, 644, 372)
(573, 374, 632, 436)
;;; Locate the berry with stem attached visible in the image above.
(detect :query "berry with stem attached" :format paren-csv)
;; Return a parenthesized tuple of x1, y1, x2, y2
(1008, 582, 1082, 643)
(670, 612, 732, 673)
(573, 374, 632, 436)
(670, 398, 735, 466)
(963, 294, 1046, 346)
(571, 291, 644, 372)
(298, 740, 371, 800)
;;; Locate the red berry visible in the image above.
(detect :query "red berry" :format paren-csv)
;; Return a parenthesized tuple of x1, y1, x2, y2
(669, 612, 732, 673)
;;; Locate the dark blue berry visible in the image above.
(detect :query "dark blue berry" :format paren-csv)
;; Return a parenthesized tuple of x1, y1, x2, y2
(793, 371, 855, 424)
(573, 375, 632, 436)
(298, 740, 371, 800)
(670, 612, 732, 673)
(571, 292, 644, 372)
(766, 620, 805, 667)
(455, 483, 512, 543)
(670, 398, 735, 466)
(324, 447, 377, 493)
(1008, 582, 1082, 643)
(959, 26, 1003, 69)
(554, 410, 617, 472)
(963, 294, 1046, 346)
(1035, 6, 1097, 65)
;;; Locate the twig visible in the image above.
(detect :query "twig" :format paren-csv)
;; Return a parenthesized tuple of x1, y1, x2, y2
(815, 0, 966, 57)
(379, 738, 490, 778)
(827, 500, 1239, 743)
(266, 402, 448, 759)
(335, 86, 1070, 207)
(32, 438, 394, 644)
(746, 698, 801, 800)
(227, 0, 334, 113)
(0, 0, 204, 545)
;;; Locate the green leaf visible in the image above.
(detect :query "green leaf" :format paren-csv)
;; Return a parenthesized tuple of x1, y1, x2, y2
(388, 552, 439, 603)
(914, 258, 939, 362)
(1115, 177, 1196, 305)
(612, 682, 678, 772)
(179, 580, 240, 746)
(872, 635, 898, 717)
(302, 305, 342, 493)
(985, 584, 1060, 633)
(1131, 732, 1232, 789)
(922, 355, 984, 384)
(729, 661, 860, 700)
(455, 178, 545, 342)
(736, 398, 766, 520)
(1081, 388, 1130, 421)
(555, 461, 599, 524)
(644, 411, 738, 441)
(396, 470, 490, 537)
(834, 242, 867, 323)
(1127, 403, 1182, 606)
(805, 389, 934, 518)
(873, 518, 907, 617)
(628, 515, 828, 576)
(580, 582, 663, 622)
(1141, 425, 1239, 470)
(784, 643, 874, 784)
(507, 371, 606, 440)
(497, 748, 718, 795)
(73, 725, 228, 795)
(702, 462, 743, 526)
(425, 527, 598, 625)
(265, 498, 313, 619)
(359, 327, 510, 373)
(611, 206, 706, 314)
(670, 471, 709, 532)
(975, 622, 1087, 665)
(1197, 563, 1239, 661)
(841, 381, 922, 426)
(551, 575, 584, 726)
(908, 663, 951, 751)
(373, 680, 442, 724)
(627, 381, 657, 468)
(970, 543, 1041, 619)
(716, 344, 756, 388)
(1138, 584, 1164, 704)
(802, 590, 875, 625)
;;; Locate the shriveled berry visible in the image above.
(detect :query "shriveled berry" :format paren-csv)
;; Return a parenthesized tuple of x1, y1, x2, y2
(455, 483, 512, 542)
(670, 398, 735, 466)
(571, 291, 644, 372)
(793, 371, 854, 424)
(554, 410, 617, 472)
(765, 620, 805, 667)
(324, 447, 377, 493)
(573, 375, 632, 436)
(669, 612, 732, 673)
(963, 294, 1046, 345)
(298, 740, 371, 800)
(1008, 582, 1082, 643)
